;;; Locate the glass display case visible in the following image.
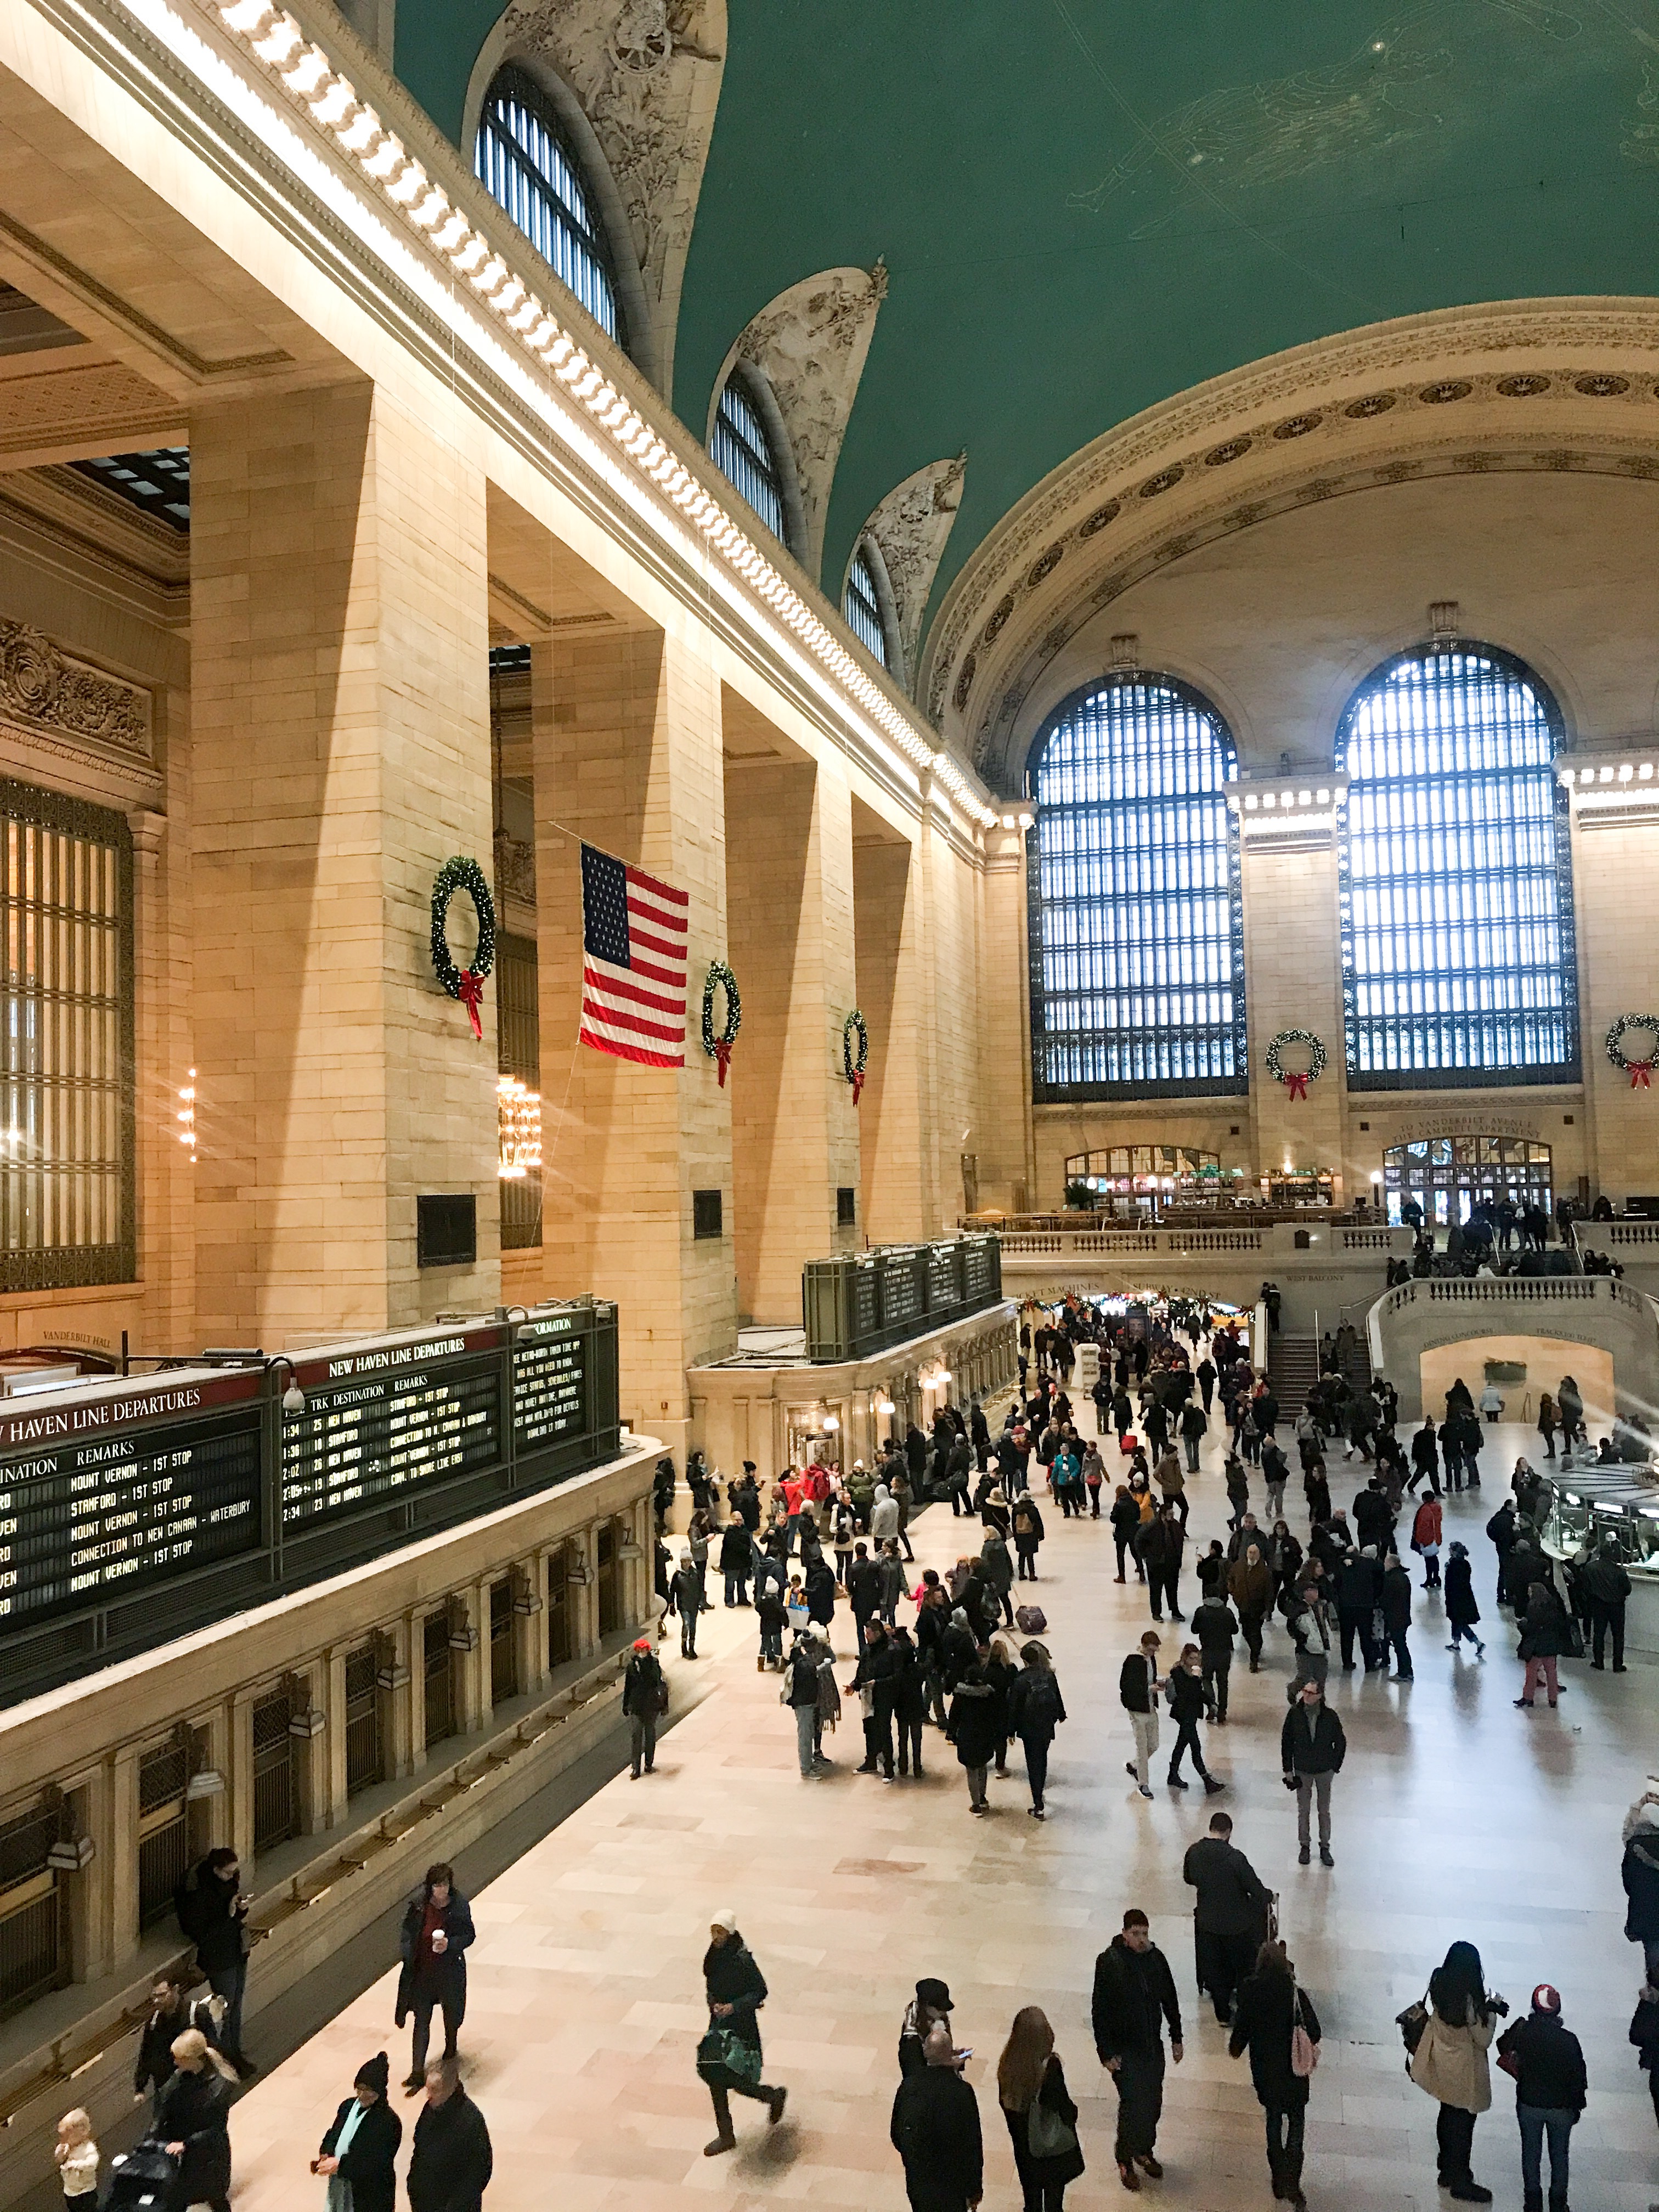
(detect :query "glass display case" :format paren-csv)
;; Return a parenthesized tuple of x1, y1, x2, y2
(1541, 1469, 1659, 1568)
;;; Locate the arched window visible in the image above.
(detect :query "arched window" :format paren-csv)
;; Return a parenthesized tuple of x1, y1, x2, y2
(1026, 675, 1245, 1101)
(843, 541, 892, 669)
(1336, 642, 1579, 1088)
(710, 368, 791, 550)
(474, 66, 620, 342)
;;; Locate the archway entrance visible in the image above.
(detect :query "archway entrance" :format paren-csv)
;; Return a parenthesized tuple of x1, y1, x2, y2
(1381, 1136, 1553, 1227)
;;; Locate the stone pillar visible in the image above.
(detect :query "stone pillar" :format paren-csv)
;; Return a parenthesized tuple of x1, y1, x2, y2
(128, 808, 193, 1346)
(387, 1617, 416, 1781)
(853, 832, 927, 1242)
(107, 1748, 139, 1967)
(324, 1647, 349, 1826)
(533, 627, 735, 1459)
(408, 1609, 430, 1769)
(726, 755, 860, 1321)
(977, 823, 1036, 1212)
(457, 1579, 487, 1734)
(574, 1522, 600, 1659)
(515, 1558, 547, 1698)
(228, 1693, 255, 1870)
(188, 381, 498, 1344)
(1243, 830, 1347, 1199)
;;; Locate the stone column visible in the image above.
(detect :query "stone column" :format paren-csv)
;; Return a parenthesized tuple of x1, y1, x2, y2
(408, 1610, 430, 1769)
(1243, 828, 1347, 1198)
(387, 1617, 416, 1781)
(853, 832, 927, 1242)
(188, 381, 498, 1344)
(107, 1748, 139, 1968)
(458, 1579, 487, 1734)
(323, 1647, 349, 1826)
(533, 628, 735, 1459)
(228, 1693, 255, 1870)
(726, 754, 860, 1321)
(128, 808, 193, 1345)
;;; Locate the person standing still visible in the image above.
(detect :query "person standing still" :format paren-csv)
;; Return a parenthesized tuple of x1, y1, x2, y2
(785, 1633, 825, 1779)
(1280, 1680, 1345, 1867)
(890, 2023, 983, 2212)
(1409, 1940, 1500, 2204)
(700, 1910, 788, 2153)
(1092, 1910, 1184, 2192)
(1495, 1984, 1585, 2212)
(623, 1637, 664, 1779)
(395, 1865, 475, 2091)
(1120, 1632, 1162, 1801)
(668, 1549, 706, 1658)
(174, 1847, 254, 2076)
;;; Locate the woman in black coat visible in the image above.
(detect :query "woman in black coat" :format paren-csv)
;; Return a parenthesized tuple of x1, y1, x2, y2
(317, 2052, 402, 2212)
(1442, 1541, 1485, 1656)
(395, 1864, 476, 2090)
(946, 1663, 1002, 1813)
(1516, 1578, 1568, 1708)
(996, 2005, 1085, 2212)
(701, 1914, 787, 2153)
(156, 2028, 237, 2212)
(1229, 1943, 1321, 2210)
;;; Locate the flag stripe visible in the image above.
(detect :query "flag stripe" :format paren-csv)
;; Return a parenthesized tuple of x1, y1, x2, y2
(582, 963, 684, 1017)
(581, 1005, 685, 1046)
(579, 1028, 683, 1069)
(626, 866, 687, 909)
(581, 840, 689, 1067)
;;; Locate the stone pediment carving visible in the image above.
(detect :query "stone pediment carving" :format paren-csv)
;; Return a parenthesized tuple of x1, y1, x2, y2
(0, 620, 151, 759)
(858, 453, 965, 691)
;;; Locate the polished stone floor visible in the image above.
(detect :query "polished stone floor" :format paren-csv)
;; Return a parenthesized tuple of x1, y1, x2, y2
(229, 1414, 1659, 2212)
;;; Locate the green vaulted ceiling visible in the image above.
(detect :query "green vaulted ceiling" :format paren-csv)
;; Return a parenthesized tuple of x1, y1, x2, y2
(394, 0, 1659, 641)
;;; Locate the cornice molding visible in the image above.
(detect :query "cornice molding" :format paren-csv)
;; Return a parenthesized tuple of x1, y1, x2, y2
(921, 300, 1659, 771)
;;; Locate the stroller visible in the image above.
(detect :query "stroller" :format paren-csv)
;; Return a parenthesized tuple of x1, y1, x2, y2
(104, 2140, 177, 2208)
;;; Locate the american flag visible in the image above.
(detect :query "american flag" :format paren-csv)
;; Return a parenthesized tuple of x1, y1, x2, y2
(579, 842, 689, 1067)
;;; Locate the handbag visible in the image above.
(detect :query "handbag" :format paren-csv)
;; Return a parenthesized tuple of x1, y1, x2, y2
(1290, 1982, 1319, 2077)
(1026, 2096, 1079, 2162)
(1496, 2042, 1522, 2080)
(1562, 1615, 1585, 1660)
(1396, 1990, 1432, 2057)
(696, 2027, 763, 2086)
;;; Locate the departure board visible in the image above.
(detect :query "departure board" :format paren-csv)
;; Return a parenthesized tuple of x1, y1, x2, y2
(281, 1336, 504, 1528)
(512, 1316, 590, 1452)
(0, 1386, 262, 1626)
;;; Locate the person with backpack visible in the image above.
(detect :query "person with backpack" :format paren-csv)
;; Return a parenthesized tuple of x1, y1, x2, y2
(133, 1976, 221, 2121)
(1011, 1493, 1045, 1579)
(1007, 1641, 1066, 1820)
(1494, 1984, 1586, 2212)
(1228, 1941, 1321, 2210)
(623, 1637, 665, 1779)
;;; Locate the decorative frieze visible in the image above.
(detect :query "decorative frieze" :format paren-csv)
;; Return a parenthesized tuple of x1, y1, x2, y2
(0, 619, 151, 759)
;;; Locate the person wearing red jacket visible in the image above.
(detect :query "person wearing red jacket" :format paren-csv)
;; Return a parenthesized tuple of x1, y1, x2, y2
(1411, 1494, 1443, 1590)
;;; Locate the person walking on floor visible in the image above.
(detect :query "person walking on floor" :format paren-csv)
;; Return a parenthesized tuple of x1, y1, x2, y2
(156, 2028, 238, 2212)
(997, 2007, 1086, 2212)
(1183, 1812, 1271, 2024)
(1515, 1576, 1570, 1709)
(133, 1974, 220, 2123)
(1007, 1641, 1066, 1819)
(1443, 1541, 1486, 1656)
(1012, 1493, 1045, 1579)
(1189, 1584, 1238, 1723)
(1137, 1503, 1186, 1622)
(891, 2022, 983, 2212)
(623, 1636, 665, 1779)
(1227, 1542, 1271, 1672)
(1092, 1909, 1184, 2193)
(1165, 1645, 1224, 1796)
(667, 1548, 706, 1657)
(173, 1847, 254, 2076)
(1409, 1940, 1501, 2203)
(699, 1910, 787, 2153)
(1411, 1493, 1443, 1589)
(314, 2051, 400, 2212)
(1120, 1632, 1163, 1801)
(1110, 1485, 1142, 1583)
(1380, 1552, 1415, 1679)
(395, 1864, 475, 2092)
(1495, 1984, 1585, 2212)
(947, 1660, 1001, 1814)
(1280, 1679, 1345, 1867)
(408, 2061, 492, 2212)
(1228, 1940, 1321, 2211)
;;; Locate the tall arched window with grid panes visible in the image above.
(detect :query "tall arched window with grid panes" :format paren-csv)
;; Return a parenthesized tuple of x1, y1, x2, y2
(1026, 675, 1245, 1101)
(709, 366, 792, 551)
(474, 67, 622, 346)
(1336, 641, 1579, 1088)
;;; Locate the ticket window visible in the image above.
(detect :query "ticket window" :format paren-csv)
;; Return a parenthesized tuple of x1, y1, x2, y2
(137, 1740, 191, 1929)
(489, 1578, 518, 1706)
(251, 1688, 300, 1857)
(344, 1644, 385, 1799)
(597, 1522, 620, 1639)
(423, 1612, 455, 1751)
(546, 1545, 573, 1670)
(0, 1803, 66, 2021)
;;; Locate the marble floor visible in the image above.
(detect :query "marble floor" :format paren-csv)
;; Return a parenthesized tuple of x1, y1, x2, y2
(227, 1415, 1659, 2212)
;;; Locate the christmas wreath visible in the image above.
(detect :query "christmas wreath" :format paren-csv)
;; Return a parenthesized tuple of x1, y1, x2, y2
(1265, 1028, 1327, 1102)
(1607, 1012, 1659, 1089)
(843, 1007, 870, 1105)
(701, 961, 741, 1086)
(430, 856, 496, 1039)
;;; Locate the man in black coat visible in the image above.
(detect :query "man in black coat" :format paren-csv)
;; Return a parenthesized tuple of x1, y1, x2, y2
(1182, 1814, 1271, 2023)
(1334, 1546, 1381, 1673)
(622, 1637, 665, 1779)
(174, 1847, 253, 2073)
(1280, 1680, 1346, 1867)
(1092, 1909, 1184, 2190)
(1582, 1539, 1633, 1670)
(890, 2022, 983, 2212)
(396, 1864, 476, 2091)
(408, 2063, 492, 2212)
(132, 1974, 220, 2118)
(846, 1543, 883, 1641)
(1379, 1553, 1414, 1679)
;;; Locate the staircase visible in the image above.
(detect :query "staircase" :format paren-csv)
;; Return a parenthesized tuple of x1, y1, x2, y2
(1268, 1334, 1319, 1408)
(1340, 1335, 1374, 1392)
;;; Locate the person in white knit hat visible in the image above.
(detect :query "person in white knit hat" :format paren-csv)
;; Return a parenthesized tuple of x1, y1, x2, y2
(699, 1910, 787, 2154)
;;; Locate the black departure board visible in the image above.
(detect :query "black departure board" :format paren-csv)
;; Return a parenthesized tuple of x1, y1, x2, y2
(512, 1317, 591, 1451)
(281, 1339, 504, 1528)
(0, 1396, 262, 1626)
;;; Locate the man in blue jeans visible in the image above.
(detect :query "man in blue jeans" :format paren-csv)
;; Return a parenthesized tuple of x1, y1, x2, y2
(1494, 1983, 1586, 2212)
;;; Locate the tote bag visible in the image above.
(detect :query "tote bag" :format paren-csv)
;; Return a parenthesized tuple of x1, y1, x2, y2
(1290, 1982, 1319, 2077)
(1027, 2097, 1079, 2161)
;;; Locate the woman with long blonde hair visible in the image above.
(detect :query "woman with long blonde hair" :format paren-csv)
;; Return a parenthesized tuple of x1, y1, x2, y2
(996, 2005, 1085, 2212)
(157, 2025, 238, 2211)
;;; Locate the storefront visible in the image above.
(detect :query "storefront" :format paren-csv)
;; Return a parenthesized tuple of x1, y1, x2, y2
(1381, 1136, 1554, 1226)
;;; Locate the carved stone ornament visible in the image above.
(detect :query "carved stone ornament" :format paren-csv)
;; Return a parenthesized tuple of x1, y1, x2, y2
(493, 0, 725, 391)
(726, 262, 888, 580)
(921, 299, 1659, 731)
(856, 453, 965, 690)
(0, 619, 151, 758)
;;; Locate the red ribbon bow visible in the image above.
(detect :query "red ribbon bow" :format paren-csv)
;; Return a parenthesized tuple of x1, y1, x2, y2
(458, 968, 484, 1041)
(1633, 1062, 1653, 1090)
(1285, 1071, 1309, 1101)
(851, 1069, 865, 1107)
(714, 1039, 732, 1087)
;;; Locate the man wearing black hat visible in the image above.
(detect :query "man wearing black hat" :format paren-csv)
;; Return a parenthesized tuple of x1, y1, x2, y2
(891, 2023, 983, 2212)
(899, 1978, 956, 2079)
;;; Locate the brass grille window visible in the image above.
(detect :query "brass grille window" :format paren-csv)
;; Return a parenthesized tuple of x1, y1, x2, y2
(251, 1689, 298, 1855)
(489, 1579, 518, 1707)
(344, 1645, 384, 1798)
(597, 1520, 620, 1638)
(423, 1612, 454, 1751)
(0, 1803, 64, 2019)
(547, 1545, 572, 1669)
(0, 783, 134, 1290)
(137, 1741, 190, 1928)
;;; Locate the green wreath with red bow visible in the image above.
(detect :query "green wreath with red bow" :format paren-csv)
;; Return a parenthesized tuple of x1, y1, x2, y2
(431, 856, 496, 1039)
(843, 1008, 869, 1105)
(1265, 1028, 1327, 1102)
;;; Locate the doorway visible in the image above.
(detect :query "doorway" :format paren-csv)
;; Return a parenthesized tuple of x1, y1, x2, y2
(1382, 1136, 1553, 1227)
